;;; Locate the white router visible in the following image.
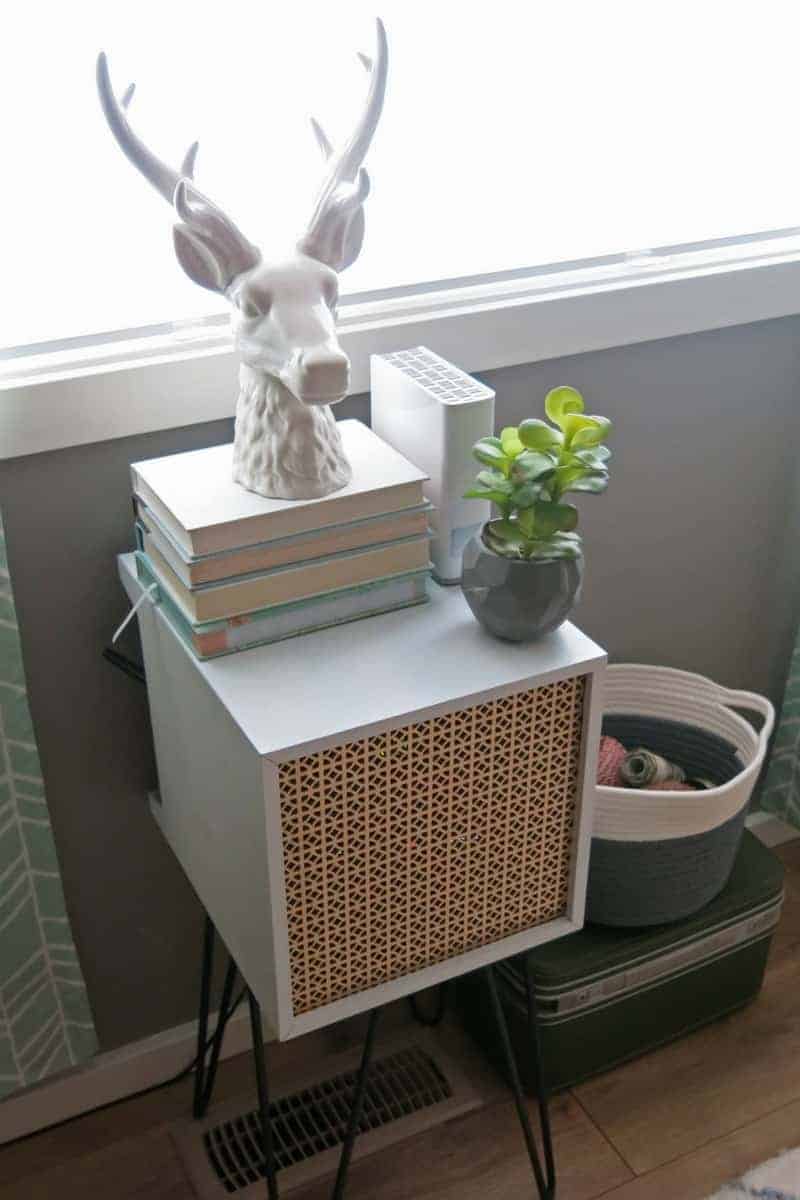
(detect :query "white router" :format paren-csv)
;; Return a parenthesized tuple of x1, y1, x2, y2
(370, 347, 496, 584)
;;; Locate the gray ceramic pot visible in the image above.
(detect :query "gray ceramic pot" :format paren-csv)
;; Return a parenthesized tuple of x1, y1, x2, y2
(461, 527, 583, 642)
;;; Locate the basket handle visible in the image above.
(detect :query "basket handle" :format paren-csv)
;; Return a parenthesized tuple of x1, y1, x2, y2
(715, 686, 775, 750)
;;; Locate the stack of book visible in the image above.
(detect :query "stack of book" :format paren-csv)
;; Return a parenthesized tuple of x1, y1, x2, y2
(130, 420, 433, 659)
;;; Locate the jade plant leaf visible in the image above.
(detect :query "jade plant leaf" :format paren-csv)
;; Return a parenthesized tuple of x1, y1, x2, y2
(472, 440, 510, 473)
(500, 426, 525, 458)
(517, 507, 537, 538)
(510, 482, 543, 509)
(484, 519, 527, 557)
(545, 385, 584, 430)
(490, 519, 520, 540)
(476, 469, 513, 493)
(565, 473, 609, 494)
(573, 445, 611, 467)
(517, 418, 563, 451)
(533, 500, 579, 535)
(510, 449, 558, 483)
(553, 464, 585, 491)
(569, 415, 612, 448)
(463, 487, 514, 505)
(525, 533, 582, 560)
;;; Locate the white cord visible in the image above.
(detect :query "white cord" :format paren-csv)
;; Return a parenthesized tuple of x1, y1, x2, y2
(111, 583, 158, 645)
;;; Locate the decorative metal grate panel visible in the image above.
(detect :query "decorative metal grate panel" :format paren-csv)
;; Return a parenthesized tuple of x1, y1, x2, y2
(279, 677, 586, 1015)
(201, 1046, 452, 1194)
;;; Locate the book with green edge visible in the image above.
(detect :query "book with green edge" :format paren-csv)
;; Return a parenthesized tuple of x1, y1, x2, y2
(134, 551, 431, 659)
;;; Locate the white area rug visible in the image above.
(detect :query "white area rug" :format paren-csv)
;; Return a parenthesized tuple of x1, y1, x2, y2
(707, 1147, 800, 1198)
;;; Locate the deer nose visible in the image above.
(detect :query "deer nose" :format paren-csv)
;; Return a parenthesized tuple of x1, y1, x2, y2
(296, 346, 350, 405)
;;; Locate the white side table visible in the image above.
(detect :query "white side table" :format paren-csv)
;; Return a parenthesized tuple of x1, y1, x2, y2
(119, 553, 605, 1199)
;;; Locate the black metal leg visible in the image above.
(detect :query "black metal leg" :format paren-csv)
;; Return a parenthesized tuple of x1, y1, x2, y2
(484, 962, 556, 1199)
(523, 954, 555, 1191)
(248, 989, 279, 1200)
(191, 917, 382, 1200)
(198, 955, 238, 1116)
(192, 915, 215, 1118)
(407, 982, 448, 1026)
(193, 916, 239, 1119)
(330, 1007, 382, 1200)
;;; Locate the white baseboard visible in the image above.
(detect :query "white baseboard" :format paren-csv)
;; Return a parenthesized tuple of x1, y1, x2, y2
(746, 810, 800, 847)
(0, 1003, 253, 1146)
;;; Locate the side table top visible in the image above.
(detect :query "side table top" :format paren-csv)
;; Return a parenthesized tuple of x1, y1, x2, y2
(119, 553, 605, 759)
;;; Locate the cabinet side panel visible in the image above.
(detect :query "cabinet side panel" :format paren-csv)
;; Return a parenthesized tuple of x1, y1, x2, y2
(138, 601, 277, 1033)
(566, 663, 605, 928)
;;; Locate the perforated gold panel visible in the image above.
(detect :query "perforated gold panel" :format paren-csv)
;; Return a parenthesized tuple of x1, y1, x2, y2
(278, 676, 586, 1015)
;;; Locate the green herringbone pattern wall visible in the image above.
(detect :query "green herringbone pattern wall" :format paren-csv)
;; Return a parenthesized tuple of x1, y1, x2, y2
(761, 639, 800, 829)
(0, 516, 97, 1099)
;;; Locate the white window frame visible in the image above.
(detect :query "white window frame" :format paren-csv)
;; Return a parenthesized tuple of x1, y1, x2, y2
(3, 227, 800, 459)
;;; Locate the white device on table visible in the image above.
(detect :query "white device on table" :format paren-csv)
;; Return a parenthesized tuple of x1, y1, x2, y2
(370, 347, 495, 584)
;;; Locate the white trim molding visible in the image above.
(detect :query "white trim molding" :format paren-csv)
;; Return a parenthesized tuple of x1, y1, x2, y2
(3, 231, 800, 459)
(0, 1002, 252, 1146)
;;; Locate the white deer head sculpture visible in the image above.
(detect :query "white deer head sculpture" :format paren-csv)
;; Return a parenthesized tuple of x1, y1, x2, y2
(97, 20, 388, 500)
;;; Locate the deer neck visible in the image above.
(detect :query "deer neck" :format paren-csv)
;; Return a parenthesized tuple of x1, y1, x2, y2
(232, 363, 352, 501)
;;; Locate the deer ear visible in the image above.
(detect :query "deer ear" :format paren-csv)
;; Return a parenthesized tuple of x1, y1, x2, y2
(173, 225, 228, 293)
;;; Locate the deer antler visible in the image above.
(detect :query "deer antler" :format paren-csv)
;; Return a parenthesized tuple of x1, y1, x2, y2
(96, 52, 259, 293)
(299, 17, 388, 272)
(96, 53, 199, 204)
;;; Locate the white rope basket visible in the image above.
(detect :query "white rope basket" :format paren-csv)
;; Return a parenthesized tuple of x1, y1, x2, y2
(595, 664, 775, 843)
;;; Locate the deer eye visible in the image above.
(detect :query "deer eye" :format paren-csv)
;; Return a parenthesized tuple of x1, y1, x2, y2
(323, 277, 339, 309)
(238, 287, 271, 320)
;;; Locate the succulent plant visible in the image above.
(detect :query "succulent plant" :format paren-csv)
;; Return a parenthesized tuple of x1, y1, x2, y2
(464, 385, 612, 559)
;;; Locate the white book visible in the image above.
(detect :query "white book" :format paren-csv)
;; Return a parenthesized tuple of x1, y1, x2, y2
(130, 420, 429, 557)
(135, 498, 434, 587)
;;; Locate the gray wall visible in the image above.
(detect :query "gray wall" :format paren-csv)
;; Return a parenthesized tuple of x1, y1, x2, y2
(2, 317, 799, 1051)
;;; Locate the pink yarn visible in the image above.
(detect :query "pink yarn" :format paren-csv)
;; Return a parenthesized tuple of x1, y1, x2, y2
(649, 780, 695, 792)
(597, 736, 627, 786)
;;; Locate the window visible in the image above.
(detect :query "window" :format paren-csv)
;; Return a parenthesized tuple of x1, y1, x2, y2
(2, 0, 799, 356)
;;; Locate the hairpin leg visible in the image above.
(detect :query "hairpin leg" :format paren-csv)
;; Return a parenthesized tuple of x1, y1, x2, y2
(408, 982, 448, 1027)
(522, 953, 555, 1191)
(484, 961, 556, 1199)
(193, 915, 239, 1119)
(192, 915, 215, 1119)
(197, 957, 238, 1117)
(248, 988, 280, 1200)
(330, 1006, 382, 1200)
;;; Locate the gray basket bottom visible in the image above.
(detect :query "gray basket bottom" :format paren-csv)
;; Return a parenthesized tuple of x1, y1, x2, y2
(587, 714, 747, 927)
(587, 806, 748, 926)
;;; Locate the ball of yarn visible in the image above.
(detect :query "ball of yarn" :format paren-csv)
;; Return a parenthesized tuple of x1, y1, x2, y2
(597, 736, 627, 786)
(620, 748, 686, 788)
(648, 780, 695, 791)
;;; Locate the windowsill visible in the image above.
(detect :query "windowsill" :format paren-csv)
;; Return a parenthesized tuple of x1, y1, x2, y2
(3, 230, 800, 459)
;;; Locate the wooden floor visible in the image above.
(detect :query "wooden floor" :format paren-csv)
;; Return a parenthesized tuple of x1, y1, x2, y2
(6, 837, 800, 1200)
